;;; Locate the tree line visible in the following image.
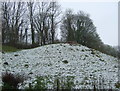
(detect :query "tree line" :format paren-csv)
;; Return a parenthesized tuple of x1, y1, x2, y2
(2, 1, 61, 47)
(1, 1, 119, 58)
(60, 9, 119, 58)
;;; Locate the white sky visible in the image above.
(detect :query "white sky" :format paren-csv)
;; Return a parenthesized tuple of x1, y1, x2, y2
(59, 1, 118, 46)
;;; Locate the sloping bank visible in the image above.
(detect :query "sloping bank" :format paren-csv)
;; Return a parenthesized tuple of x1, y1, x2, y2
(1, 43, 119, 89)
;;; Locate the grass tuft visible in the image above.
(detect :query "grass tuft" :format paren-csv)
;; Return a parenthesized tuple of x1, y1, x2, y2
(2, 45, 20, 52)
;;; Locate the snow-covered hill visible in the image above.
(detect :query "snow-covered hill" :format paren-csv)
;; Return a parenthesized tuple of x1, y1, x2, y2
(1, 43, 119, 89)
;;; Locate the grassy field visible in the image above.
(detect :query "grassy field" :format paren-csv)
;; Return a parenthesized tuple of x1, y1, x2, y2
(0, 45, 1, 51)
(1, 45, 21, 52)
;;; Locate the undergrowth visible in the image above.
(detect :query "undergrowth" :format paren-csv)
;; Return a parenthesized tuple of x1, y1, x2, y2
(1, 72, 119, 91)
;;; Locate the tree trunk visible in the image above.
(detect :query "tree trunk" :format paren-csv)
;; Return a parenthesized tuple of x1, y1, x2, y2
(31, 24, 35, 45)
(51, 15, 54, 43)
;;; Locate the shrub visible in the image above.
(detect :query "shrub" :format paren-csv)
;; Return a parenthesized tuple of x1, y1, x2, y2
(115, 82, 120, 88)
(2, 72, 25, 91)
(33, 76, 48, 90)
(25, 76, 50, 91)
(61, 76, 75, 90)
(24, 76, 75, 91)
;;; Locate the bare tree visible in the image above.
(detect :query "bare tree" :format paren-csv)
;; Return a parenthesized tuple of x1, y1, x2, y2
(2, 2, 12, 44)
(49, 2, 61, 43)
(60, 9, 75, 42)
(2, 2, 26, 46)
(2, 1, 61, 47)
(60, 10, 102, 49)
(27, 2, 35, 45)
(33, 2, 49, 45)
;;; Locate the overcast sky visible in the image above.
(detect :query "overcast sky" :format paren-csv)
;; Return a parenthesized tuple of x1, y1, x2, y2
(59, 1, 118, 46)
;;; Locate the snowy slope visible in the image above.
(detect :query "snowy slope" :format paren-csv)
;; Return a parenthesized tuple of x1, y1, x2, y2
(1, 43, 119, 89)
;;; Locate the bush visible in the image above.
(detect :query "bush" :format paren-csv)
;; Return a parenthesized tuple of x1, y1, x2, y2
(2, 72, 25, 91)
(24, 76, 50, 91)
(33, 76, 48, 90)
(24, 76, 75, 91)
(115, 82, 120, 88)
